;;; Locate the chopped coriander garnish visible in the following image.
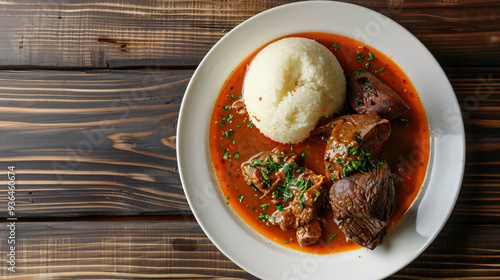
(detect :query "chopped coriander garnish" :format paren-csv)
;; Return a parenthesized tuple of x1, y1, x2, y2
(223, 149, 229, 160)
(355, 132, 364, 143)
(314, 191, 321, 202)
(226, 196, 230, 200)
(234, 152, 240, 159)
(328, 42, 339, 51)
(290, 144, 294, 150)
(301, 153, 307, 158)
(223, 105, 231, 111)
(373, 68, 385, 73)
(295, 168, 305, 173)
(260, 204, 269, 210)
(238, 195, 244, 202)
(357, 68, 366, 75)
(357, 51, 365, 63)
(326, 234, 337, 243)
(367, 52, 376, 61)
(252, 207, 255, 210)
(231, 139, 235, 144)
(218, 114, 233, 127)
(239, 94, 242, 98)
(327, 163, 332, 169)
(247, 122, 254, 128)
(229, 94, 236, 101)
(276, 153, 284, 158)
(378, 160, 384, 165)
(284, 240, 289, 244)
(222, 130, 234, 137)
(331, 175, 336, 183)
(276, 205, 285, 212)
(365, 62, 371, 69)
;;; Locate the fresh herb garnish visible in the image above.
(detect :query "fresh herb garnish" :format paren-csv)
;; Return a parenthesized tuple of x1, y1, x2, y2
(247, 122, 254, 128)
(276, 205, 285, 212)
(357, 51, 365, 63)
(223, 149, 229, 160)
(222, 130, 234, 137)
(329, 42, 339, 51)
(373, 68, 385, 73)
(218, 114, 233, 127)
(234, 152, 240, 159)
(357, 68, 366, 75)
(314, 191, 321, 202)
(301, 153, 307, 158)
(223, 105, 230, 111)
(238, 195, 244, 202)
(367, 52, 376, 61)
(326, 234, 337, 243)
(355, 132, 364, 143)
(260, 204, 269, 210)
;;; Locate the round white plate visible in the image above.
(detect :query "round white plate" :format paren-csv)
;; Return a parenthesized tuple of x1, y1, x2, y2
(177, 1, 465, 279)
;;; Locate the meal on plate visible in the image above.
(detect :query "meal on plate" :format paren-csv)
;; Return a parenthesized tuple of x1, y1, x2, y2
(209, 33, 429, 254)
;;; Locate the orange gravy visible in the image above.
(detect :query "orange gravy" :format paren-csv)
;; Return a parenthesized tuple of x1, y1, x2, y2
(208, 32, 429, 254)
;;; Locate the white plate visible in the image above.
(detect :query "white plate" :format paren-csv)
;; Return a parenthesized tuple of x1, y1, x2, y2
(177, 1, 465, 279)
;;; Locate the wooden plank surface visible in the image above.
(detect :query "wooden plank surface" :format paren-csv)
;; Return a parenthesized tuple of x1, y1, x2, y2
(0, 220, 498, 279)
(0, 0, 498, 68)
(0, 68, 498, 220)
(0, 70, 191, 217)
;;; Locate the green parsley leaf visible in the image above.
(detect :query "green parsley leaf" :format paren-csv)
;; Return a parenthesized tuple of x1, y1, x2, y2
(223, 105, 231, 111)
(223, 149, 229, 160)
(373, 68, 385, 73)
(222, 130, 234, 137)
(355, 132, 364, 143)
(357, 51, 365, 63)
(301, 153, 307, 158)
(234, 152, 240, 159)
(218, 114, 233, 127)
(314, 191, 321, 202)
(367, 52, 376, 61)
(357, 68, 366, 75)
(260, 204, 269, 210)
(365, 62, 371, 69)
(327, 163, 332, 169)
(326, 234, 337, 243)
(238, 195, 244, 202)
(247, 122, 254, 128)
(276, 205, 285, 212)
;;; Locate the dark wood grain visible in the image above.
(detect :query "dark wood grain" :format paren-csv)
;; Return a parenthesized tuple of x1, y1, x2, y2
(0, 70, 192, 217)
(0, 68, 498, 221)
(0, 220, 498, 279)
(0, 0, 498, 68)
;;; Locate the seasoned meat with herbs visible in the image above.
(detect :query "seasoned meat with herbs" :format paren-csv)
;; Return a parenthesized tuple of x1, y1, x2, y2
(329, 161, 396, 250)
(296, 220, 322, 247)
(347, 71, 410, 120)
(323, 113, 391, 181)
(242, 149, 326, 247)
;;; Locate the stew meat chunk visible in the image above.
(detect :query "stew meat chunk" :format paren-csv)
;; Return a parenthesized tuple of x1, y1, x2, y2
(329, 161, 396, 250)
(347, 71, 410, 120)
(242, 149, 326, 247)
(322, 113, 391, 182)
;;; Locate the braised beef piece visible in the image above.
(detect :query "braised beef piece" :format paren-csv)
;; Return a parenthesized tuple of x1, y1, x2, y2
(296, 220, 322, 247)
(347, 71, 410, 120)
(329, 161, 396, 250)
(242, 149, 325, 247)
(322, 113, 391, 181)
(241, 150, 297, 196)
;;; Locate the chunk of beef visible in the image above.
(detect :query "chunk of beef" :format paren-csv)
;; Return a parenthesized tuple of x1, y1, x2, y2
(241, 150, 298, 195)
(242, 149, 326, 247)
(329, 161, 396, 250)
(296, 220, 322, 247)
(347, 71, 410, 120)
(323, 113, 391, 181)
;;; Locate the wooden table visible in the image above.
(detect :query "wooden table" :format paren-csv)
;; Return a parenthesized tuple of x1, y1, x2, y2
(0, 0, 498, 279)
